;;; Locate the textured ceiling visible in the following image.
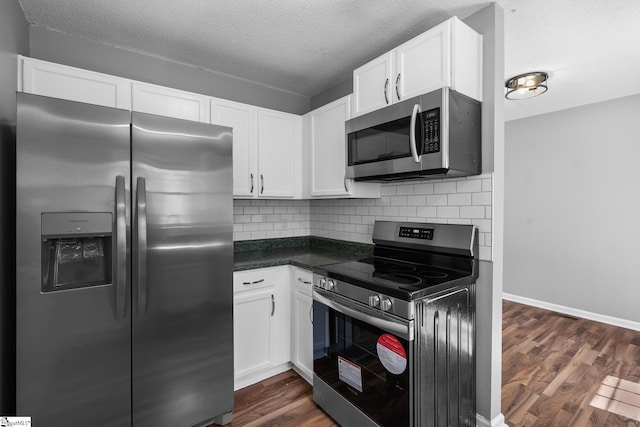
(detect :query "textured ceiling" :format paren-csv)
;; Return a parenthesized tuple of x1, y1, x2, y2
(17, 0, 490, 96)
(501, 0, 640, 120)
(17, 0, 640, 120)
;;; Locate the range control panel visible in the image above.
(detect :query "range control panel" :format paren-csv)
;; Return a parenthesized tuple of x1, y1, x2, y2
(398, 226, 434, 240)
(422, 108, 440, 154)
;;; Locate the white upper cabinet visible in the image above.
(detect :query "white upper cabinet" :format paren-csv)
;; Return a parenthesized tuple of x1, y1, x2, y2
(394, 22, 450, 102)
(211, 98, 258, 197)
(257, 109, 301, 198)
(131, 81, 210, 123)
(352, 17, 482, 118)
(18, 56, 131, 109)
(212, 100, 301, 199)
(352, 52, 394, 118)
(304, 95, 379, 198)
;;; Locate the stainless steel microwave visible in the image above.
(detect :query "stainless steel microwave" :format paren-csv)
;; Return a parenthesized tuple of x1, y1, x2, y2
(345, 87, 481, 181)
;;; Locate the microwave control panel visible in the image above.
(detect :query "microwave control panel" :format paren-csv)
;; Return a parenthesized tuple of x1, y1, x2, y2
(422, 108, 440, 154)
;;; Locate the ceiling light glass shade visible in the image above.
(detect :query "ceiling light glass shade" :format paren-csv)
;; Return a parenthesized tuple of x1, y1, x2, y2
(505, 71, 548, 100)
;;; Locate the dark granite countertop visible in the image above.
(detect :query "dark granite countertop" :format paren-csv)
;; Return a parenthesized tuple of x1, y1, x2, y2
(234, 236, 373, 272)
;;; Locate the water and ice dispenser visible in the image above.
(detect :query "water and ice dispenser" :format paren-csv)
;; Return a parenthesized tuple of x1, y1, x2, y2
(41, 212, 113, 292)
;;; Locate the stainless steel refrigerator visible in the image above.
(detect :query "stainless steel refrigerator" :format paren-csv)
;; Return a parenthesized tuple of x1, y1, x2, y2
(16, 93, 234, 426)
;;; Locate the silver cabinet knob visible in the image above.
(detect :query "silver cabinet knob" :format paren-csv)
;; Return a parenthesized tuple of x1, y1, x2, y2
(368, 294, 380, 307)
(381, 298, 392, 311)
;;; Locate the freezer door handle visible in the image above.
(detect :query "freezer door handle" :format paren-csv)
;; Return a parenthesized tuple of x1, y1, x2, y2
(115, 175, 127, 321)
(135, 176, 148, 316)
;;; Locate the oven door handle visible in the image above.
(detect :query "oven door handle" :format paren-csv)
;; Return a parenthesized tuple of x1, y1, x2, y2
(313, 291, 412, 340)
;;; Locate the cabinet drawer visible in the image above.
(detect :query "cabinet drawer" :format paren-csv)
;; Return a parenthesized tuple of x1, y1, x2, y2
(292, 267, 313, 297)
(234, 268, 276, 293)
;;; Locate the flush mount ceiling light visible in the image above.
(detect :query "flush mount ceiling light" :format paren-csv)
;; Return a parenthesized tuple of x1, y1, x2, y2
(505, 71, 548, 100)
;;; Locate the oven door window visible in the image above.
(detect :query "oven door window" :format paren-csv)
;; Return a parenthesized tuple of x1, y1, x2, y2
(313, 301, 411, 427)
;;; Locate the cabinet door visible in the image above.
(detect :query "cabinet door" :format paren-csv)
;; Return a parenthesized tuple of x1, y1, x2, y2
(293, 290, 313, 382)
(291, 268, 313, 383)
(20, 56, 131, 109)
(308, 96, 380, 199)
(394, 20, 451, 102)
(131, 82, 210, 123)
(233, 288, 275, 379)
(257, 109, 298, 198)
(310, 96, 350, 197)
(352, 52, 393, 117)
(212, 99, 257, 198)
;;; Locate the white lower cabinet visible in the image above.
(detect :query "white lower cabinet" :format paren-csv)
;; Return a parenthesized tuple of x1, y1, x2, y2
(233, 265, 315, 389)
(290, 267, 314, 384)
(233, 266, 291, 390)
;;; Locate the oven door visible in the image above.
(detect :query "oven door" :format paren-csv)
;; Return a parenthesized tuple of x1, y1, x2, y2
(312, 289, 414, 427)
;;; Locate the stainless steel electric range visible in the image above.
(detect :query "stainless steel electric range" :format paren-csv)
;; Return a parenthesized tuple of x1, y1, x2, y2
(312, 221, 478, 427)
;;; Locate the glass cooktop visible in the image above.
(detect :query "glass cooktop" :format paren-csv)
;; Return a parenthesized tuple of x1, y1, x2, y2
(314, 256, 475, 301)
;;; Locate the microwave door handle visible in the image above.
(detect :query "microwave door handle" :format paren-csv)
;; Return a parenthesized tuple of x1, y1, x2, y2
(410, 104, 422, 163)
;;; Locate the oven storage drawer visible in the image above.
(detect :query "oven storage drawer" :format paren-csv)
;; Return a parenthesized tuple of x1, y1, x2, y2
(415, 284, 475, 427)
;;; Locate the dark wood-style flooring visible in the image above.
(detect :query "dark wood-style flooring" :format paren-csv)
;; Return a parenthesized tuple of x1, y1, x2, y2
(228, 300, 640, 426)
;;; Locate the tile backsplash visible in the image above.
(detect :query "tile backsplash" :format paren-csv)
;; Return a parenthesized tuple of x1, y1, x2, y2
(234, 173, 493, 261)
(233, 199, 311, 240)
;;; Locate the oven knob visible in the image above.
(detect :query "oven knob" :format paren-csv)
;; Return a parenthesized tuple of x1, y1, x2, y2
(368, 294, 380, 307)
(318, 278, 326, 289)
(326, 279, 335, 291)
(381, 298, 393, 311)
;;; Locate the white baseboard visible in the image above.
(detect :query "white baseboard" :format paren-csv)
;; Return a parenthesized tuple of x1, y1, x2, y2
(291, 364, 313, 385)
(503, 293, 640, 332)
(477, 413, 508, 427)
(234, 362, 293, 391)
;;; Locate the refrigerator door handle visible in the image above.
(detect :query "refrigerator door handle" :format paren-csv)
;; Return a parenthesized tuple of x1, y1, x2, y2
(115, 175, 127, 321)
(135, 177, 148, 316)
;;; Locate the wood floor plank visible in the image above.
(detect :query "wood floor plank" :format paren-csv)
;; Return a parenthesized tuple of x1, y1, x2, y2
(502, 300, 640, 427)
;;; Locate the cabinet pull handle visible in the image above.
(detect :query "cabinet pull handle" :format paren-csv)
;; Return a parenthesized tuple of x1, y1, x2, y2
(395, 73, 401, 100)
(250, 173, 254, 194)
(297, 278, 311, 285)
(260, 174, 264, 194)
(309, 305, 313, 324)
(242, 278, 265, 285)
(343, 177, 349, 193)
(271, 294, 275, 316)
(383, 78, 389, 104)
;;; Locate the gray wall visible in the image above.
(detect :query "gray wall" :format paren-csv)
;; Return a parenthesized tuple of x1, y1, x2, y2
(29, 26, 310, 115)
(0, 0, 29, 414)
(464, 5, 505, 425)
(505, 94, 640, 324)
(310, 77, 352, 110)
